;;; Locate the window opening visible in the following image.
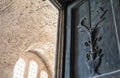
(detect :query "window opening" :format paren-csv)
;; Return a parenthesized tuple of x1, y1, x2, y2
(40, 70, 48, 78)
(28, 60, 38, 78)
(13, 58, 26, 78)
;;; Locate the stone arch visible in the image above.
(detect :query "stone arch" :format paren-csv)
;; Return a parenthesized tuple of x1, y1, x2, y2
(13, 50, 52, 78)
(27, 50, 53, 78)
(26, 41, 55, 75)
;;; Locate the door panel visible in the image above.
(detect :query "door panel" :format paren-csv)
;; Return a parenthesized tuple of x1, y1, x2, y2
(67, 0, 120, 78)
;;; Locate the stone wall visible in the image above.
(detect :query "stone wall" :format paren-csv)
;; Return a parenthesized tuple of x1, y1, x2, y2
(0, 0, 58, 78)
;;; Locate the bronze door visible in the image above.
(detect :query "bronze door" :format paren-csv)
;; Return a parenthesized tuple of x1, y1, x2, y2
(66, 0, 120, 78)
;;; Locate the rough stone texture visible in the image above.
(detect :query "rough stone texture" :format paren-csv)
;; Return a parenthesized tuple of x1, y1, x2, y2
(0, 0, 58, 78)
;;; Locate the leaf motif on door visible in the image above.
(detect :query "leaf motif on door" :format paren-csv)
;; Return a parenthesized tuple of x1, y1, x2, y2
(77, 7, 108, 77)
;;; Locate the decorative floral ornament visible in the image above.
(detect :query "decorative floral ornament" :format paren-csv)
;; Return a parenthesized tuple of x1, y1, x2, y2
(77, 7, 108, 77)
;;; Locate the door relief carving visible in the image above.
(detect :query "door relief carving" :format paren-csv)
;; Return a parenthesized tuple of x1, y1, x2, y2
(77, 7, 108, 77)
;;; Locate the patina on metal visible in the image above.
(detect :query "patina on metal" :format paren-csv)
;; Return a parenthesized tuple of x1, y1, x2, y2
(50, 0, 120, 78)
(77, 7, 108, 77)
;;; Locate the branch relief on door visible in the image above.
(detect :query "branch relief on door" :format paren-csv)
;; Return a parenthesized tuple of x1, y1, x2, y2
(77, 7, 108, 77)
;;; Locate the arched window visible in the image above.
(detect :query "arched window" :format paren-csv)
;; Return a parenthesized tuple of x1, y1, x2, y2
(40, 70, 48, 78)
(28, 61, 38, 78)
(13, 52, 51, 78)
(13, 58, 26, 78)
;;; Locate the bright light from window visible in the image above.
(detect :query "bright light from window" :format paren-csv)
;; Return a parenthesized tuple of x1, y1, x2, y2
(13, 58, 26, 78)
(40, 70, 48, 78)
(28, 60, 38, 78)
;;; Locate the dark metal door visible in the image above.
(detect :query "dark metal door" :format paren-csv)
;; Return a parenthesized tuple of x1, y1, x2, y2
(66, 0, 120, 78)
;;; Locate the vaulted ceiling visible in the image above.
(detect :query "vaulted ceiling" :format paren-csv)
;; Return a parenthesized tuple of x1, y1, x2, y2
(0, 0, 58, 78)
